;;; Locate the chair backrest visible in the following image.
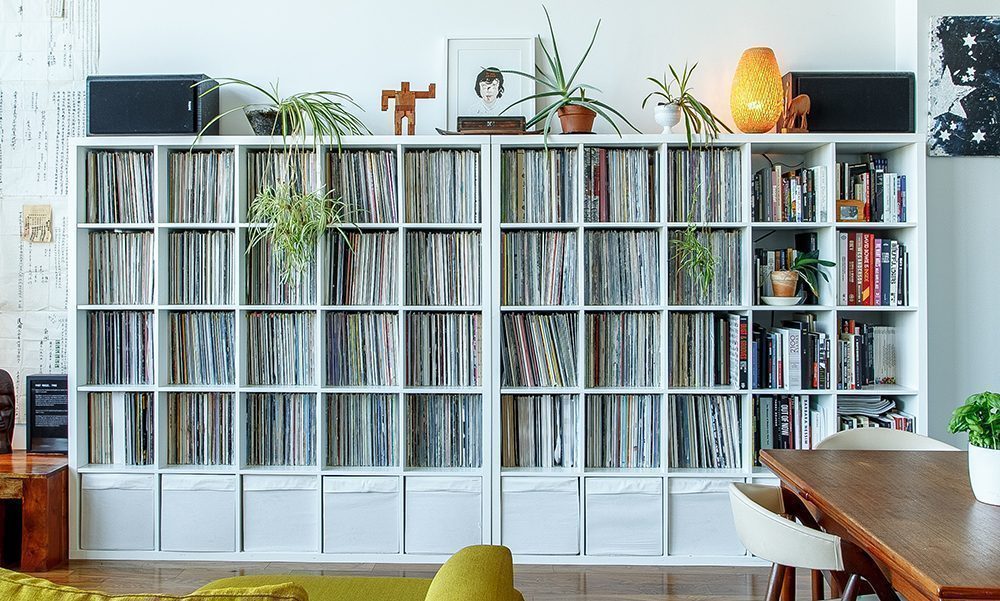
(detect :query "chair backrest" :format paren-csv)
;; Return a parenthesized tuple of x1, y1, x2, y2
(729, 482, 845, 571)
(815, 428, 958, 450)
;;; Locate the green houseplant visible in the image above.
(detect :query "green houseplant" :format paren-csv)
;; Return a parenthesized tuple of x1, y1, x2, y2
(196, 79, 369, 280)
(949, 391, 1000, 505)
(769, 250, 835, 300)
(502, 6, 638, 139)
(642, 63, 732, 147)
(671, 222, 717, 296)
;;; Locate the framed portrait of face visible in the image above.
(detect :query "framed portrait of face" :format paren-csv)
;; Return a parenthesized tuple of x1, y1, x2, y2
(446, 38, 536, 130)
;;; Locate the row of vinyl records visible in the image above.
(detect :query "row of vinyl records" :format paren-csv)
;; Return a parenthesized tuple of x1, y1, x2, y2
(169, 230, 234, 304)
(667, 148, 742, 223)
(87, 392, 155, 465)
(88, 231, 155, 305)
(751, 165, 828, 223)
(584, 148, 659, 223)
(838, 319, 897, 389)
(167, 312, 235, 385)
(668, 395, 743, 469)
(85, 150, 153, 223)
(668, 312, 746, 389)
(751, 315, 832, 390)
(668, 229, 742, 306)
(839, 232, 910, 306)
(500, 148, 577, 223)
(501, 395, 577, 468)
(328, 149, 398, 223)
(169, 150, 235, 223)
(835, 157, 908, 223)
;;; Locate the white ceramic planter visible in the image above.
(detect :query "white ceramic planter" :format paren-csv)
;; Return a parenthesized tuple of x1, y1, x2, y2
(654, 103, 681, 134)
(968, 443, 1000, 505)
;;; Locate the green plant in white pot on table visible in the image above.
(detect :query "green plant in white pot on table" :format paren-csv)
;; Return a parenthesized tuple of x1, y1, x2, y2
(949, 391, 1000, 505)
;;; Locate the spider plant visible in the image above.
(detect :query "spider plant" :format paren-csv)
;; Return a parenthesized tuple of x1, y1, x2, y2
(642, 63, 732, 148)
(672, 222, 717, 295)
(501, 6, 638, 140)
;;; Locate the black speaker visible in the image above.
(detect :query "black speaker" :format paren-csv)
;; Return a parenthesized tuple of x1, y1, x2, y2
(782, 72, 915, 133)
(87, 74, 219, 136)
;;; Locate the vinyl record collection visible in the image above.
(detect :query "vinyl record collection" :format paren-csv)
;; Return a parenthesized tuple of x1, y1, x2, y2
(246, 234, 317, 305)
(500, 148, 577, 223)
(246, 312, 314, 385)
(586, 312, 660, 387)
(325, 230, 397, 305)
(584, 148, 658, 222)
(838, 396, 914, 431)
(405, 312, 481, 386)
(123, 392, 155, 466)
(668, 229, 742, 305)
(753, 395, 817, 464)
(168, 230, 233, 305)
(669, 312, 746, 389)
(585, 230, 659, 305)
(404, 149, 480, 223)
(501, 394, 577, 468)
(88, 392, 154, 465)
(751, 314, 831, 390)
(88, 231, 154, 304)
(169, 150, 234, 223)
(406, 231, 481, 305)
(752, 164, 828, 222)
(500, 312, 577, 387)
(667, 148, 742, 222)
(86, 150, 154, 223)
(586, 394, 660, 468)
(668, 394, 742, 469)
(838, 319, 897, 389)
(166, 392, 233, 466)
(247, 149, 317, 197)
(245, 393, 316, 466)
(836, 156, 907, 223)
(406, 394, 482, 468)
(501, 231, 577, 306)
(325, 312, 397, 386)
(326, 393, 398, 467)
(87, 311, 153, 385)
(838, 232, 909, 306)
(87, 392, 114, 464)
(328, 149, 398, 223)
(168, 312, 235, 385)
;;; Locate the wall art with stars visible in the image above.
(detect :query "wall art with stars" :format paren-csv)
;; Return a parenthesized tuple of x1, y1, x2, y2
(929, 16, 1000, 156)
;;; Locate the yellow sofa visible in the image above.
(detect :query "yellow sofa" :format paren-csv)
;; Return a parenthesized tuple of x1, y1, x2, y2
(197, 545, 524, 601)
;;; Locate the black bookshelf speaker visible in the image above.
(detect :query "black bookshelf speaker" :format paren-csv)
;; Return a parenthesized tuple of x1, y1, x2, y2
(87, 74, 219, 136)
(782, 72, 915, 133)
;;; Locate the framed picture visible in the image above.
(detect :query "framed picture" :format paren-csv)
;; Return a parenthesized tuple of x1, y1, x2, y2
(836, 199, 866, 222)
(446, 38, 535, 130)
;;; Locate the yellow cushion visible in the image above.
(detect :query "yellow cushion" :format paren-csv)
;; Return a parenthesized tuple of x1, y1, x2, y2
(198, 576, 431, 601)
(0, 568, 308, 601)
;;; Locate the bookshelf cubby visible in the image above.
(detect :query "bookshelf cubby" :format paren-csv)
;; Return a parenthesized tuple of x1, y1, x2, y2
(71, 133, 925, 564)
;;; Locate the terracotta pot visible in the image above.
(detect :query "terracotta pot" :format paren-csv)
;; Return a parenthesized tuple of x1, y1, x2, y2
(557, 105, 596, 134)
(770, 270, 799, 297)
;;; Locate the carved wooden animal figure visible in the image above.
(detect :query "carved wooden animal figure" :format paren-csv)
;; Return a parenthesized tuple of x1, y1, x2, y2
(781, 93, 811, 132)
(381, 81, 436, 135)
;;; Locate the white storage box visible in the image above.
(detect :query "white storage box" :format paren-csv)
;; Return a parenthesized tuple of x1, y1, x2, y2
(404, 477, 482, 554)
(243, 475, 320, 552)
(323, 477, 400, 554)
(667, 478, 745, 557)
(501, 477, 579, 555)
(161, 474, 237, 552)
(585, 477, 663, 556)
(80, 473, 155, 551)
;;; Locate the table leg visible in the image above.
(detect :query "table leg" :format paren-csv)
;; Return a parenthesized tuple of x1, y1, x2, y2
(781, 566, 796, 601)
(811, 569, 824, 601)
(20, 475, 67, 571)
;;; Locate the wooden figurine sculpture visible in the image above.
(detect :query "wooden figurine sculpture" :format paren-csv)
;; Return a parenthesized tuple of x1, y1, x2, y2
(0, 370, 14, 454)
(381, 82, 436, 135)
(780, 93, 811, 133)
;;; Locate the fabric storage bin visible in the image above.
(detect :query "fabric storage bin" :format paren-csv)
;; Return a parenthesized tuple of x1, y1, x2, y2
(667, 478, 745, 556)
(501, 477, 579, 555)
(585, 477, 663, 556)
(160, 474, 237, 552)
(80, 473, 155, 550)
(323, 476, 400, 554)
(243, 475, 320, 552)
(404, 477, 482, 554)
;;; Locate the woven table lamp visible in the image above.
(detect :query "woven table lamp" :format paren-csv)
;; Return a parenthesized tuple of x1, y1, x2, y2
(730, 47, 784, 133)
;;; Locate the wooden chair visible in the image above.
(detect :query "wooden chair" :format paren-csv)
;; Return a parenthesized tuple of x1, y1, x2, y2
(815, 428, 958, 451)
(729, 482, 900, 601)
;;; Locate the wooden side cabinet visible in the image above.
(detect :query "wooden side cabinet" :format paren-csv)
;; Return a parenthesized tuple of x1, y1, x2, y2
(0, 453, 68, 571)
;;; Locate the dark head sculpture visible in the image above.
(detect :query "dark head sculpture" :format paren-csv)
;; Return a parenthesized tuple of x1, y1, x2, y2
(0, 370, 14, 454)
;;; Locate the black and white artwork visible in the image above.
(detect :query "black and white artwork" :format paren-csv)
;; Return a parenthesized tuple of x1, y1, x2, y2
(446, 38, 535, 130)
(929, 16, 1000, 156)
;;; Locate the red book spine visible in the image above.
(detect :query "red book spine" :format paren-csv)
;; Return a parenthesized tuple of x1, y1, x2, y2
(861, 233, 872, 306)
(847, 234, 857, 305)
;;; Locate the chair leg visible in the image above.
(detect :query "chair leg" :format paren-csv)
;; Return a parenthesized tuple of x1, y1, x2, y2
(842, 574, 861, 601)
(766, 563, 787, 601)
(811, 569, 824, 601)
(781, 566, 796, 601)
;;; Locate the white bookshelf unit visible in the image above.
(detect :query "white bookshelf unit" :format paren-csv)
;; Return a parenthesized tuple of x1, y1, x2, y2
(69, 133, 926, 564)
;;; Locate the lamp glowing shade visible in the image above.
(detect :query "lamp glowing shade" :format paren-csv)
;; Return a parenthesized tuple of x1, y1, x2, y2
(730, 47, 784, 133)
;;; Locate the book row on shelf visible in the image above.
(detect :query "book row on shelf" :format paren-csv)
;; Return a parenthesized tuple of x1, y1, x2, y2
(836, 156, 907, 223)
(668, 312, 746, 389)
(167, 392, 234, 466)
(501, 312, 576, 387)
(326, 312, 398, 387)
(752, 164, 828, 223)
(584, 230, 659, 306)
(245, 393, 317, 466)
(328, 149, 398, 223)
(584, 148, 659, 223)
(406, 394, 482, 468)
(326, 231, 398, 305)
(668, 395, 742, 470)
(839, 232, 910, 306)
(586, 394, 660, 469)
(667, 148, 742, 223)
(404, 150, 480, 223)
(500, 394, 577, 468)
(838, 319, 897, 389)
(169, 150, 235, 223)
(326, 393, 398, 467)
(405, 313, 482, 386)
(668, 229, 742, 306)
(838, 396, 914, 431)
(168, 311, 235, 385)
(406, 231, 481, 305)
(169, 230, 234, 305)
(88, 230, 154, 305)
(501, 231, 577, 306)
(751, 315, 831, 391)
(86, 150, 153, 223)
(501, 148, 577, 223)
(752, 395, 821, 464)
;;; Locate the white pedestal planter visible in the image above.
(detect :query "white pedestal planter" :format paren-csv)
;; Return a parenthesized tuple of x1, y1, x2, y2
(969, 444, 1000, 505)
(654, 103, 681, 134)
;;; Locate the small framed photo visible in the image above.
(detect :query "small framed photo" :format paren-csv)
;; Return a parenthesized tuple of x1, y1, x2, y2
(836, 199, 866, 222)
(446, 38, 536, 130)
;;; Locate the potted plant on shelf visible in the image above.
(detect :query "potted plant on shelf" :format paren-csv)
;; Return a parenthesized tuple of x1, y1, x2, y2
(195, 79, 369, 280)
(949, 391, 1000, 505)
(642, 63, 732, 146)
(502, 6, 638, 139)
(768, 250, 835, 304)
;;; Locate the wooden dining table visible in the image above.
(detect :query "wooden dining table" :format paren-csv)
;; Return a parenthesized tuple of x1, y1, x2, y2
(760, 449, 1000, 601)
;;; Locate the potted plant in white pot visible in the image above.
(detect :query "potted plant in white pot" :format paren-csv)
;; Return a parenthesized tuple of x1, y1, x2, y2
(949, 391, 1000, 505)
(642, 63, 731, 141)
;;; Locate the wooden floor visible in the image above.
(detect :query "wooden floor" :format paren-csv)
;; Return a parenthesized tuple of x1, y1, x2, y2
(32, 560, 814, 600)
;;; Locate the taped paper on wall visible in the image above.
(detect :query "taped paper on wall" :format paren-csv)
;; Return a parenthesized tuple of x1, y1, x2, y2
(22, 204, 53, 242)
